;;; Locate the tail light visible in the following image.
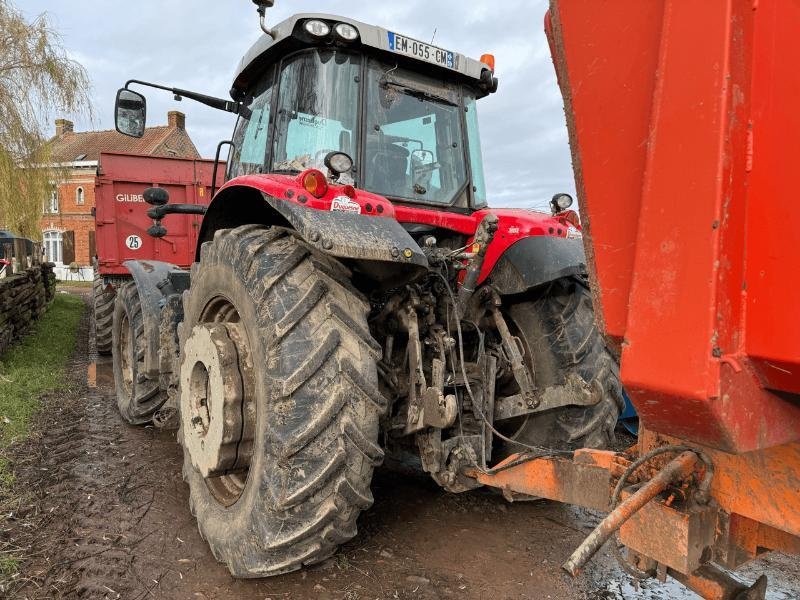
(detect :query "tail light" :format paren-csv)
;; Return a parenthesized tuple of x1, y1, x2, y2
(300, 169, 328, 198)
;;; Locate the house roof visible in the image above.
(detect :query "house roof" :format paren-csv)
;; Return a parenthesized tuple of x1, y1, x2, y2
(49, 114, 201, 162)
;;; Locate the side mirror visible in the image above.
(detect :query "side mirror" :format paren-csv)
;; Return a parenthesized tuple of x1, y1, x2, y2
(411, 150, 436, 195)
(115, 88, 147, 138)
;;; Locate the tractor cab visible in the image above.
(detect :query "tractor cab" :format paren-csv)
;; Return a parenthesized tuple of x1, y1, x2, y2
(226, 13, 498, 210)
(115, 11, 498, 212)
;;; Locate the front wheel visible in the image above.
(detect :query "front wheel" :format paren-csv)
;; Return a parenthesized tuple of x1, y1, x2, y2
(178, 226, 385, 577)
(499, 276, 624, 452)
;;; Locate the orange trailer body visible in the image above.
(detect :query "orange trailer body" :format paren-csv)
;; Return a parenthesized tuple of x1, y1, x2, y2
(476, 3, 800, 598)
(546, 0, 800, 453)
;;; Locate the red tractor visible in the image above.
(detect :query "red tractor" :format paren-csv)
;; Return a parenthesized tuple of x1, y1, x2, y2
(111, 2, 622, 576)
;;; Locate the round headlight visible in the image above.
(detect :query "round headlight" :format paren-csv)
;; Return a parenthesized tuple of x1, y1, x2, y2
(552, 193, 574, 211)
(304, 19, 331, 37)
(324, 151, 354, 176)
(334, 23, 359, 41)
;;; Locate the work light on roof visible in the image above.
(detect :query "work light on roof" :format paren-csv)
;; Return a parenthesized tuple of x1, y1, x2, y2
(304, 19, 331, 37)
(334, 23, 359, 41)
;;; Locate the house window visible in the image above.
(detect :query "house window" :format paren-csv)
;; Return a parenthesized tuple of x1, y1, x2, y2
(43, 230, 63, 264)
(48, 189, 59, 213)
(76, 187, 84, 205)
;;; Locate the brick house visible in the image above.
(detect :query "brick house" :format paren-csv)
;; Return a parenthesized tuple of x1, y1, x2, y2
(41, 112, 201, 279)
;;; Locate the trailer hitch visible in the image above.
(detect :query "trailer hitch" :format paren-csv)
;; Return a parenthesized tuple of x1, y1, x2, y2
(564, 444, 713, 578)
(467, 444, 775, 600)
(562, 449, 700, 576)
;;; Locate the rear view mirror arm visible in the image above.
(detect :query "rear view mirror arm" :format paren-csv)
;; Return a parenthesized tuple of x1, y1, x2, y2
(125, 80, 241, 114)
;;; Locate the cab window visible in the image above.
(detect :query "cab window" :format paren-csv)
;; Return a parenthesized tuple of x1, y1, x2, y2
(464, 94, 487, 207)
(228, 69, 275, 178)
(272, 50, 360, 177)
(365, 60, 467, 205)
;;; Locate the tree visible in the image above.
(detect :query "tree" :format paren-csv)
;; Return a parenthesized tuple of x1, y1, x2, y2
(0, 0, 91, 239)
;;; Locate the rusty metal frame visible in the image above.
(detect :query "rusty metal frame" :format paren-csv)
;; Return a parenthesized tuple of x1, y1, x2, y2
(470, 437, 800, 600)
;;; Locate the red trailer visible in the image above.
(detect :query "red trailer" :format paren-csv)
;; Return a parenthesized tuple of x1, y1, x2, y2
(95, 152, 223, 275)
(93, 152, 224, 353)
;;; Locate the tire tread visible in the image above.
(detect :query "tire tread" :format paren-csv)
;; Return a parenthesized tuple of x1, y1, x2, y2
(180, 226, 384, 577)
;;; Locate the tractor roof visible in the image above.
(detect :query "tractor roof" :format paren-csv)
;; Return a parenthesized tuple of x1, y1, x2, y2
(231, 13, 492, 98)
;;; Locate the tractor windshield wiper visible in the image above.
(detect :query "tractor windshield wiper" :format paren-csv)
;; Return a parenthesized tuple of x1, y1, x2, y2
(381, 80, 458, 107)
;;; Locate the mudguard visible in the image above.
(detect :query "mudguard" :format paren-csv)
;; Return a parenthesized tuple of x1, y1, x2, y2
(123, 260, 188, 379)
(489, 236, 586, 295)
(198, 177, 429, 286)
(264, 194, 428, 270)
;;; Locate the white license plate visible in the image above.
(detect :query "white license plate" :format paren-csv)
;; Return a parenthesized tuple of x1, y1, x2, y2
(387, 32, 455, 70)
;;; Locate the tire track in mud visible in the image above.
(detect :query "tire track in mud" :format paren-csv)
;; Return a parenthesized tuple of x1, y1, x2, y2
(11, 293, 180, 599)
(36, 395, 150, 598)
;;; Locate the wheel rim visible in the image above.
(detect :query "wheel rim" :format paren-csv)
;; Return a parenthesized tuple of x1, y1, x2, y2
(180, 296, 256, 507)
(119, 313, 133, 395)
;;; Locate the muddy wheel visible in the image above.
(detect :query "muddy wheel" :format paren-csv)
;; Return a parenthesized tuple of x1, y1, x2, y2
(178, 225, 385, 577)
(500, 276, 624, 451)
(112, 281, 166, 424)
(94, 273, 114, 356)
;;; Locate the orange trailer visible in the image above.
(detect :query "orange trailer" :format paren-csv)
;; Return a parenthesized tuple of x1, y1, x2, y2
(472, 1, 800, 597)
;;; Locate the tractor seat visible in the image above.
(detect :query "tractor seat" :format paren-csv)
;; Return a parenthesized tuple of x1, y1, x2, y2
(366, 143, 410, 194)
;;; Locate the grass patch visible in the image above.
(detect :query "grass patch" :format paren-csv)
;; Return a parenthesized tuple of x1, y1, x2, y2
(0, 295, 82, 600)
(0, 293, 84, 452)
(0, 556, 19, 579)
(56, 280, 93, 288)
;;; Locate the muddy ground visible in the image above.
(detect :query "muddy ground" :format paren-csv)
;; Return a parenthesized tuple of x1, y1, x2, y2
(3, 291, 798, 599)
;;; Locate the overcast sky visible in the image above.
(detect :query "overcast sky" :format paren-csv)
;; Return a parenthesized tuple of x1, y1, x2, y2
(22, 0, 575, 210)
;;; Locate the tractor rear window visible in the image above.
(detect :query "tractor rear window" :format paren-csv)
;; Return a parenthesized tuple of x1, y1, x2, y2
(272, 50, 360, 177)
(365, 61, 467, 205)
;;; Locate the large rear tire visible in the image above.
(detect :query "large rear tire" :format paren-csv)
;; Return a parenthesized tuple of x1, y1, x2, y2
(93, 274, 114, 356)
(500, 276, 624, 451)
(179, 225, 385, 577)
(112, 281, 166, 424)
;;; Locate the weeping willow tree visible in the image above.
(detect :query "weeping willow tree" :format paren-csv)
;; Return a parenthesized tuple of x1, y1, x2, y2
(0, 0, 91, 239)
